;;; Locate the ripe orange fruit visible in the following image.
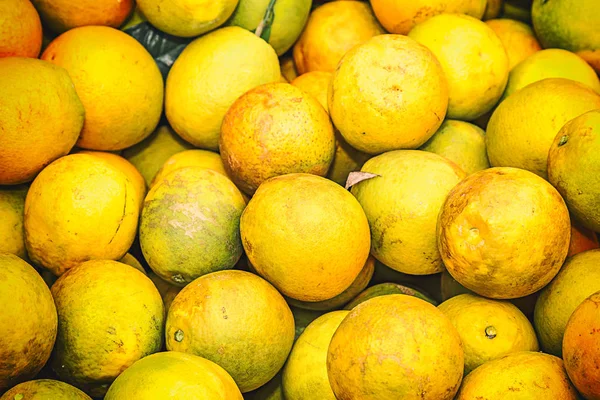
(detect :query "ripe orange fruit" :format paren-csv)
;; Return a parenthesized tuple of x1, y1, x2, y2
(351, 150, 466, 275)
(293, 1, 384, 74)
(487, 78, 600, 178)
(329, 34, 448, 154)
(0, 254, 57, 392)
(1, 379, 91, 400)
(166, 270, 295, 393)
(455, 352, 578, 399)
(241, 173, 371, 302)
(24, 154, 139, 276)
(31, 0, 133, 33)
(327, 295, 464, 399)
(105, 352, 243, 399)
(42, 26, 163, 151)
(563, 291, 600, 400)
(50, 260, 164, 397)
(0, 57, 84, 185)
(438, 167, 571, 299)
(0, 0, 42, 58)
(220, 83, 335, 195)
(371, 0, 486, 34)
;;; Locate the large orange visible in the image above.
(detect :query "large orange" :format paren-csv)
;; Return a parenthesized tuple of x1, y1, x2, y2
(240, 173, 371, 302)
(327, 295, 464, 399)
(438, 167, 571, 299)
(41, 26, 163, 151)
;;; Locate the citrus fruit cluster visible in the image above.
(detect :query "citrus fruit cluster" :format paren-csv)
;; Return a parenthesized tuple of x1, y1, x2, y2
(2, 0, 600, 399)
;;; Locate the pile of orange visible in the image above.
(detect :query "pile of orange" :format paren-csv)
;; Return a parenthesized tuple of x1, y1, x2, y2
(2, 0, 600, 398)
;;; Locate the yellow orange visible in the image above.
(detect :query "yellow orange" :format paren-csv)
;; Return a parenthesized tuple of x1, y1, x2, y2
(438, 167, 571, 299)
(241, 173, 371, 302)
(42, 26, 163, 151)
(329, 34, 448, 154)
(0, 57, 84, 185)
(293, 1, 384, 74)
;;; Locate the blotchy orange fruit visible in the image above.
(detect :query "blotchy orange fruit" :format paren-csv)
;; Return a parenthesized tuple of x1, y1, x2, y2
(438, 167, 571, 299)
(220, 83, 335, 195)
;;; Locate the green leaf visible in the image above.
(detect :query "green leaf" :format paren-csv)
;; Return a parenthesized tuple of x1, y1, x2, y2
(124, 22, 191, 79)
(254, 0, 277, 42)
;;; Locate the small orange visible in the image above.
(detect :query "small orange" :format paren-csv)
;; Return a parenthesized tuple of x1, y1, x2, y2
(0, 0, 42, 58)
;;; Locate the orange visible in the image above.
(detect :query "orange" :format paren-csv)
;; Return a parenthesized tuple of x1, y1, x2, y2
(140, 167, 246, 286)
(420, 119, 490, 175)
(42, 26, 163, 151)
(0, 254, 57, 392)
(0, 0, 42, 58)
(241, 173, 371, 302)
(166, 270, 295, 393)
(438, 294, 539, 374)
(455, 352, 578, 399)
(563, 291, 600, 400)
(569, 220, 600, 257)
(293, 1, 384, 74)
(0, 379, 91, 400)
(329, 34, 448, 154)
(534, 250, 600, 356)
(408, 14, 509, 121)
(283, 311, 349, 400)
(485, 18, 541, 70)
(548, 109, 600, 232)
(0, 57, 84, 185)
(50, 260, 164, 397)
(137, 0, 239, 37)
(371, 0, 486, 34)
(502, 49, 600, 100)
(220, 83, 335, 195)
(486, 78, 600, 178)
(327, 294, 464, 399)
(105, 352, 243, 399)
(24, 154, 139, 276)
(438, 167, 571, 299)
(351, 150, 466, 275)
(31, 0, 133, 33)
